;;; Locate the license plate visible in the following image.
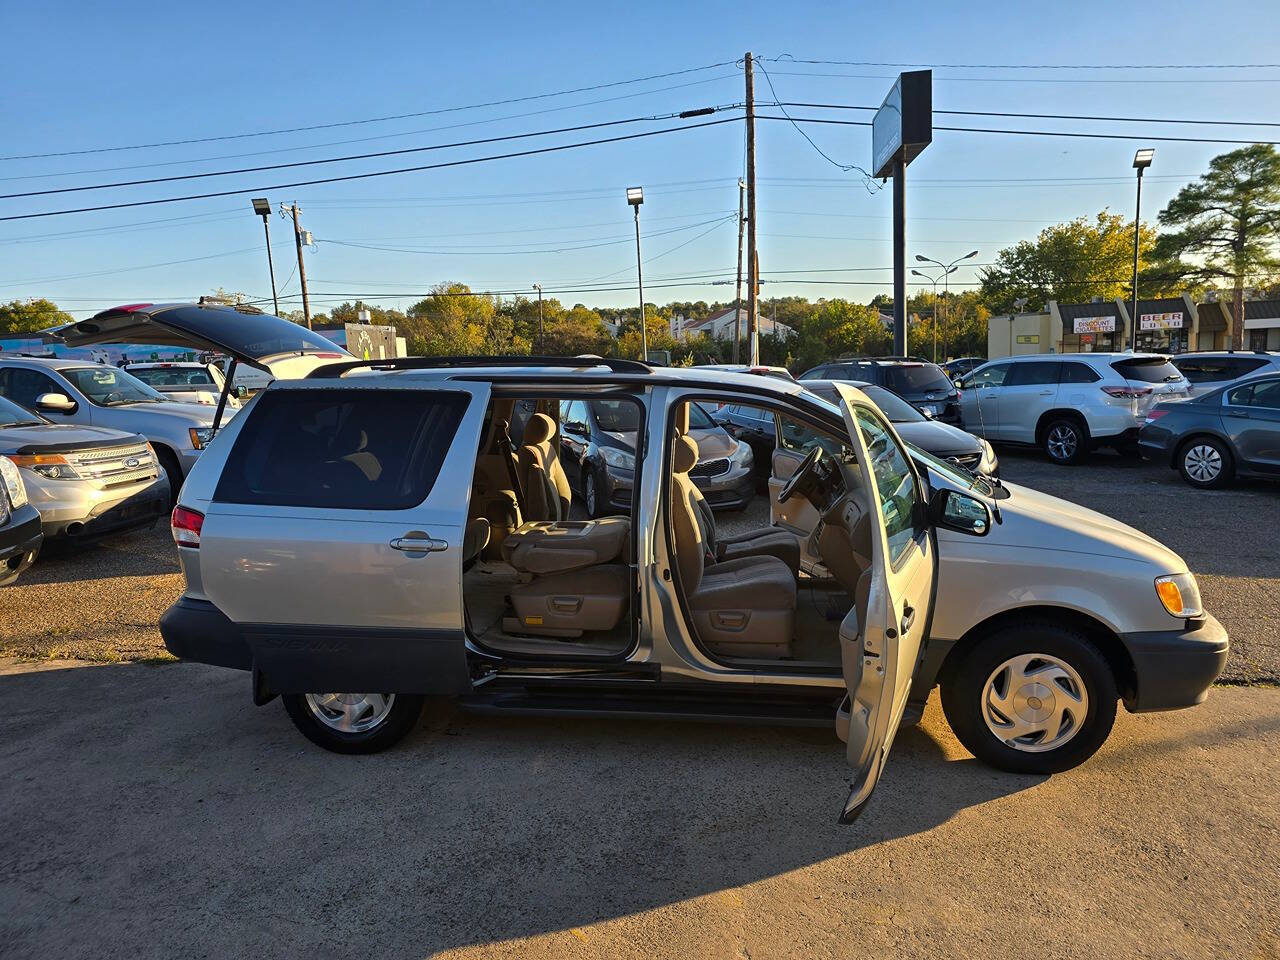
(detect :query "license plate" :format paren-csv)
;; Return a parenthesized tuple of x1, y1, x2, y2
(920, 404, 937, 416)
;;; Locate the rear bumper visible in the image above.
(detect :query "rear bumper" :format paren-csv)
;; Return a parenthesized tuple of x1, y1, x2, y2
(0, 506, 44, 586)
(1137, 423, 1176, 463)
(1092, 425, 1141, 448)
(1121, 614, 1229, 713)
(160, 596, 253, 670)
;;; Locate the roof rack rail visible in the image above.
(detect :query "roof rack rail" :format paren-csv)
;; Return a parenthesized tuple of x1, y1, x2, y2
(307, 354, 651, 379)
(836, 354, 931, 363)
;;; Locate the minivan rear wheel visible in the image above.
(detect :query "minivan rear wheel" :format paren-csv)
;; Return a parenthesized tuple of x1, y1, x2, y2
(941, 623, 1117, 774)
(1041, 417, 1088, 465)
(282, 692, 424, 754)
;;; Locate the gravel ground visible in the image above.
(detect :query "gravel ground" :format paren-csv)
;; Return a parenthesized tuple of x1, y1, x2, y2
(1, 658, 1276, 959)
(2, 446, 1276, 682)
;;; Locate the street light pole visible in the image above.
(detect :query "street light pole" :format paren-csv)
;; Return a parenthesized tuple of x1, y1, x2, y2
(910, 268, 943, 359)
(532, 283, 543, 354)
(250, 198, 278, 316)
(915, 250, 978, 361)
(627, 187, 646, 361)
(1131, 148, 1155, 352)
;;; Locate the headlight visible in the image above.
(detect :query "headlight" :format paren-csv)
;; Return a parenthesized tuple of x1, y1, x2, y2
(601, 447, 635, 470)
(730, 440, 753, 465)
(0, 456, 29, 509)
(189, 427, 214, 450)
(9, 453, 82, 481)
(1155, 573, 1203, 618)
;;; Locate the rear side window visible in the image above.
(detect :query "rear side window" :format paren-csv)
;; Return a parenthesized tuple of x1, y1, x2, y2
(1059, 362, 1101, 384)
(798, 366, 828, 380)
(214, 388, 468, 510)
(1112, 357, 1182, 383)
(1004, 361, 1061, 387)
(1231, 378, 1280, 409)
(881, 363, 953, 393)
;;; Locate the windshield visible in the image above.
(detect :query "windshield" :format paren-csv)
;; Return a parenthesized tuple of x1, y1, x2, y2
(0, 394, 48, 427)
(881, 363, 954, 394)
(129, 366, 216, 388)
(1112, 357, 1183, 383)
(807, 383, 924, 423)
(63, 367, 167, 406)
(590, 399, 639, 432)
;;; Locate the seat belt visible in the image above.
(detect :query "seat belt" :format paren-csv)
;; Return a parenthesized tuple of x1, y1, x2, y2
(497, 420, 528, 517)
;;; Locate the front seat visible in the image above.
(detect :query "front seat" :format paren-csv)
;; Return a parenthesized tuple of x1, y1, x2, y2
(518, 413, 572, 521)
(674, 403, 801, 575)
(670, 434, 796, 658)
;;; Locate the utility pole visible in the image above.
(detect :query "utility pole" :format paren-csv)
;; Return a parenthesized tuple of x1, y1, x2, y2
(533, 283, 544, 353)
(733, 178, 746, 363)
(744, 52, 759, 366)
(282, 202, 312, 329)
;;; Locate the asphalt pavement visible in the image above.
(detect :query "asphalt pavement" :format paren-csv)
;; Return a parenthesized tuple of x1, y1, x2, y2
(1, 658, 1276, 960)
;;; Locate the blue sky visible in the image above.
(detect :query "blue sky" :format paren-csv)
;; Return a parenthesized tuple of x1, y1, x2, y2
(3, 0, 1279, 318)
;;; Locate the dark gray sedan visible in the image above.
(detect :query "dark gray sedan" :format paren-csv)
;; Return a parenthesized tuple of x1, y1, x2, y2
(1139, 373, 1280, 488)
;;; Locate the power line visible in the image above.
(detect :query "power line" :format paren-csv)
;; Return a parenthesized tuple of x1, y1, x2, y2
(763, 68, 1280, 85)
(772, 101, 1280, 129)
(764, 56, 1280, 71)
(0, 107, 741, 201)
(0, 62, 738, 162)
(0, 115, 741, 223)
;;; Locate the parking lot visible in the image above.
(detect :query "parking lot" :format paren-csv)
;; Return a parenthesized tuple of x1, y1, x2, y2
(2, 447, 1278, 958)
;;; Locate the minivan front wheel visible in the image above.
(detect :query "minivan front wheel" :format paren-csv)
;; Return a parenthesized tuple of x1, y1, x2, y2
(282, 692, 424, 754)
(941, 623, 1117, 774)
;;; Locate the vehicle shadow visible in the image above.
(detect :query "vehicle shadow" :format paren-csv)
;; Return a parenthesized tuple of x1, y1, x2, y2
(0, 662, 1042, 958)
(21, 525, 179, 584)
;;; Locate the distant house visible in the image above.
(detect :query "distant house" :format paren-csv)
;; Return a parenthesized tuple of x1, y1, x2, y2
(675, 306, 794, 341)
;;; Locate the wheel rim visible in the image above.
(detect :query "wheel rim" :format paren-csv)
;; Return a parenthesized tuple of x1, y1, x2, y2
(1184, 444, 1222, 483)
(981, 654, 1089, 753)
(585, 473, 597, 514)
(1046, 425, 1078, 461)
(305, 693, 395, 733)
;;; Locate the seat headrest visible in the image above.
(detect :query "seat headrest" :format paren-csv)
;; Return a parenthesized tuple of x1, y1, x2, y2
(673, 434, 699, 474)
(523, 412, 556, 446)
(674, 402, 690, 436)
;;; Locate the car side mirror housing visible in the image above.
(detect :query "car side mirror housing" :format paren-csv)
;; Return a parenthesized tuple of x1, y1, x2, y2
(929, 488, 991, 536)
(235, 385, 249, 399)
(563, 420, 587, 435)
(36, 392, 77, 414)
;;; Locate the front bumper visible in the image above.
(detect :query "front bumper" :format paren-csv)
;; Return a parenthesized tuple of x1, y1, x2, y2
(1121, 613, 1229, 713)
(0, 505, 43, 586)
(25, 474, 170, 540)
(692, 464, 756, 509)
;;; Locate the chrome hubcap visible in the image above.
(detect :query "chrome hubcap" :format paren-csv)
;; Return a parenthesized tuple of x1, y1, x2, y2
(1046, 425, 1078, 461)
(305, 693, 395, 733)
(982, 654, 1088, 753)
(1184, 444, 1222, 482)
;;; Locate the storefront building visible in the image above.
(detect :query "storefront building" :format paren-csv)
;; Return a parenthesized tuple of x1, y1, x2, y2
(987, 294, 1203, 358)
(1243, 299, 1280, 351)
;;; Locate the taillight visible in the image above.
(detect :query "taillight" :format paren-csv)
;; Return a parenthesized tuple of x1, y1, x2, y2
(1144, 408, 1170, 423)
(1102, 385, 1153, 400)
(171, 505, 204, 548)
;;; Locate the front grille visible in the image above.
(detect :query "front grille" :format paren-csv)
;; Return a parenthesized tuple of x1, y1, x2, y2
(65, 442, 159, 488)
(690, 458, 730, 479)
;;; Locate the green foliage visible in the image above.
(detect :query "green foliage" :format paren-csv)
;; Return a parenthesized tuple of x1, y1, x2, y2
(979, 211, 1156, 312)
(0, 298, 74, 335)
(403, 283, 528, 356)
(325, 301, 407, 327)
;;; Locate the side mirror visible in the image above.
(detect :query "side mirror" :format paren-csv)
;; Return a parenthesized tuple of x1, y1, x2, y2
(35, 392, 77, 414)
(563, 420, 587, 436)
(235, 385, 249, 399)
(929, 488, 991, 536)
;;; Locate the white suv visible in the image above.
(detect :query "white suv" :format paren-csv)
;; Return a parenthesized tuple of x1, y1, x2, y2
(957, 353, 1190, 464)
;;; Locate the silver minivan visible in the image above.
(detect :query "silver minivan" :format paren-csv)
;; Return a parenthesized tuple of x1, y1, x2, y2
(62, 306, 1228, 823)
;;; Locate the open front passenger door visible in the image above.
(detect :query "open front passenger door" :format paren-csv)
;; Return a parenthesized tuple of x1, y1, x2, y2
(833, 384, 936, 824)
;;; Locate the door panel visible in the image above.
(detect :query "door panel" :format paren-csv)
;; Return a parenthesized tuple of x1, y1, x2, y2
(832, 385, 936, 824)
(198, 381, 491, 694)
(958, 364, 1005, 439)
(996, 361, 1061, 443)
(1229, 379, 1280, 474)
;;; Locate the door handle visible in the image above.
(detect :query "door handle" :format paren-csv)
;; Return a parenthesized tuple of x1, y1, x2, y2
(390, 536, 449, 553)
(1038, 390, 1053, 396)
(900, 603, 916, 635)
(1226, 409, 1250, 418)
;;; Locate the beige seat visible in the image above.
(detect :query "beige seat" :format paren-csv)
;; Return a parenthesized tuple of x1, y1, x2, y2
(469, 399, 521, 560)
(670, 434, 796, 657)
(673, 403, 801, 576)
(517, 413, 572, 521)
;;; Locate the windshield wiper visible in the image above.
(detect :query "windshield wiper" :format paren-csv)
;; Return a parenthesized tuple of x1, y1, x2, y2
(3, 420, 46, 427)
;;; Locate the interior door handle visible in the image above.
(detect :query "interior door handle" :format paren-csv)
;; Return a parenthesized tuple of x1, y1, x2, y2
(900, 603, 916, 635)
(390, 536, 449, 553)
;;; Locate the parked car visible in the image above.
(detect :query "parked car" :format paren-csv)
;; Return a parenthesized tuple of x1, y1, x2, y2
(0, 453, 41, 585)
(220, 357, 274, 394)
(801, 380, 998, 477)
(1170, 351, 1280, 398)
(695, 363, 798, 382)
(142, 307, 1226, 823)
(1139, 372, 1280, 488)
(123, 360, 245, 410)
(956, 353, 1191, 465)
(943, 357, 986, 381)
(0, 394, 169, 542)
(798, 357, 961, 424)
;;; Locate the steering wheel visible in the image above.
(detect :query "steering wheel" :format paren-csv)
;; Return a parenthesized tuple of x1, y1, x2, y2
(777, 445, 824, 504)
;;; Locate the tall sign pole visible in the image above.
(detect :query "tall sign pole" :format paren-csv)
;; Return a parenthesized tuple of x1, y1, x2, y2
(871, 71, 932, 357)
(745, 52, 759, 366)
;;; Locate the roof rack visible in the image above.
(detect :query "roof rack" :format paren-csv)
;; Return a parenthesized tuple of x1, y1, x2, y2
(307, 354, 651, 379)
(836, 354, 931, 363)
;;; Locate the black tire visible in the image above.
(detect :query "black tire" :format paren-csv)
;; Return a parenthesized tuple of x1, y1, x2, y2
(583, 466, 602, 519)
(154, 445, 183, 508)
(940, 622, 1118, 775)
(1177, 435, 1234, 489)
(1041, 416, 1089, 465)
(282, 693, 425, 754)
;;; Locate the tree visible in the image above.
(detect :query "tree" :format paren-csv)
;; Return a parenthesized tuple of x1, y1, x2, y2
(325, 301, 407, 327)
(403, 283, 528, 356)
(0, 298, 73, 336)
(1148, 144, 1280, 350)
(979, 211, 1155, 313)
(792, 299, 890, 369)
